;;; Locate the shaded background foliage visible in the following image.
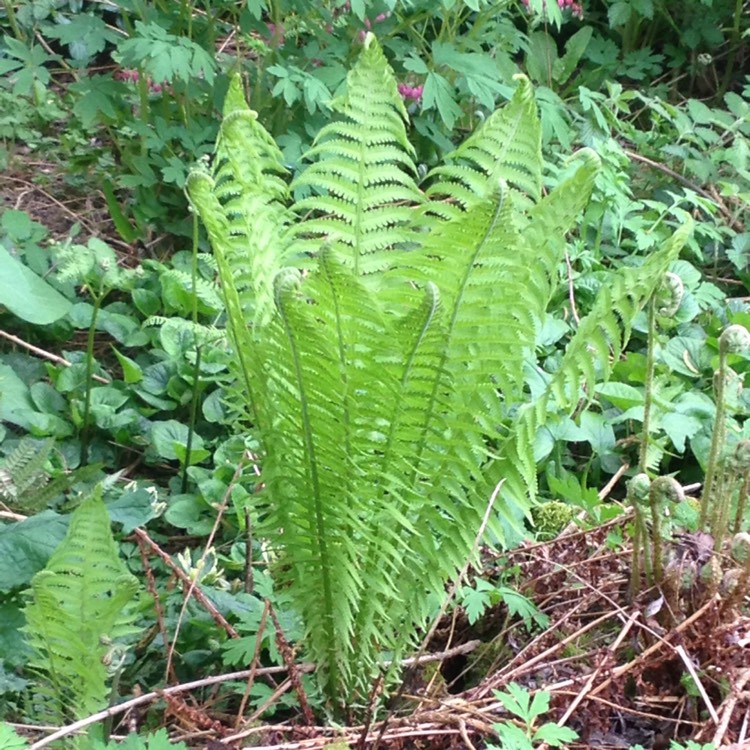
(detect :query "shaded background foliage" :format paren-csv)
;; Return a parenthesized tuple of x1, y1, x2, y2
(0, 0, 749, 744)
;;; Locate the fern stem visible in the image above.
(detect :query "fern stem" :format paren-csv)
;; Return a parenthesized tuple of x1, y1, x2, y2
(1, 0, 24, 41)
(701, 350, 727, 527)
(181, 212, 203, 493)
(80, 295, 103, 466)
(181, 346, 202, 492)
(735, 469, 750, 534)
(639, 298, 657, 473)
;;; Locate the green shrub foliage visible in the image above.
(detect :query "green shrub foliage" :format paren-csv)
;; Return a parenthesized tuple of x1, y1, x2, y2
(187, 34, 690, 709)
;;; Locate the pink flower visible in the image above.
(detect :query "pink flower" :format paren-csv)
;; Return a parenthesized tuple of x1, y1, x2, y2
(398, 82, 423, 102)
(266, 22, 285, 47)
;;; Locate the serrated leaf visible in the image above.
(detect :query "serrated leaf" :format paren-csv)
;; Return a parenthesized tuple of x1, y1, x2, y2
(423, 71, 462, 130)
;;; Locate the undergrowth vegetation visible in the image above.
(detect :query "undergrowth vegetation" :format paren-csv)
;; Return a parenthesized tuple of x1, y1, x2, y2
(0, 0, 749, 748)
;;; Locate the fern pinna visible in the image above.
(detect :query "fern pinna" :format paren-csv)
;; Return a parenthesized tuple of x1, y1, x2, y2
(187, 34, 690, 709)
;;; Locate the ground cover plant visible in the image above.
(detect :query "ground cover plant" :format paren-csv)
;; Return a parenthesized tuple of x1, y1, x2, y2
(0, 0, 749, 748)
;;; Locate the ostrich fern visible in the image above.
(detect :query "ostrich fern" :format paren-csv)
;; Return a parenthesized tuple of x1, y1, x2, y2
(187, 35, 690, 709)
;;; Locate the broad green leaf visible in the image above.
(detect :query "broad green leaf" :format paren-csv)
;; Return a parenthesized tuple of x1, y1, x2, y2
(661, 412, 702, 453)
(595, 381, 644, 410)
(553, 27, 592, 85)
(151, 420, 206, 463)
(608, 0, 631, 26)
(0, 247, 72, 324)
(107, 487, 160, 533)
(0, 602, 30, 667)
(0, 511, 69, 592)
(525, 31, 558, 86)
(164, 493, 214, 534)
(0, 363, 35, 428)
(113, 347, 143, 384)
(578, 411, 616, 455)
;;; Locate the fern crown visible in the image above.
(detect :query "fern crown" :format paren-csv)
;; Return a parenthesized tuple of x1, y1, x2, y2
(187, 34, 691, 709)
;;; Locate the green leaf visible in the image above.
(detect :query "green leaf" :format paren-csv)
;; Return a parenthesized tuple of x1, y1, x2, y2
(525, 31, 558, 85)
(164, 493, 214, 534)
(107, 487, 160, 533)
(24, 488, 139, 720)
(30, 382, 66, 415)
(113, 347, 143, 384)
(608, 0, 631, 26)
(132, 288, 161, 317)
(0, 723, 27, 749)
(151, 419, 205, 463)
(101, 178, 140, 242)
(423, 71, 462, 130)
(596, 381, 644, 410)
(43, 14, 116, 61)
(578, 411, 616, 455)
(553, 27, 592, 85)
(496, 586, 549, 629)
(1, 208, 35, 241)
(0, 511, 69, 593)
(0, 363, 35, 429)
(0, 602, 30, 667)
(493, 722, 532, 750)
(0, 246, 72, 324)
(528, 689, 551, 720)
(660, 412, 702, 453)
(95, 728, 189, 750)
(460, 579, 494, 624)
(533, 723, 578, 746)
(495, 683, 532, 721)
(202, 389, 226, 423)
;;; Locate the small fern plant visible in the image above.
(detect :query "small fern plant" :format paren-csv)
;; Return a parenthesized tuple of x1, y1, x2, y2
(23, 486, 138, 732)
(187, 34, 691, 711)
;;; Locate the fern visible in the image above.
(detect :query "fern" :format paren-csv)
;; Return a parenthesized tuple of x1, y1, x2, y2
(0, 439, 100, 513)
(23, 486, 138, 725)
(187, 34, 691, 710)
(423, 74, 542, 219)
(0, 439, 53, 507)
(287, 36, 423, 277)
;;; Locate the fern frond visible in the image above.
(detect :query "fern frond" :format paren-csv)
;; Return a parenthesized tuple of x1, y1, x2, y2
(0, 439, 52, 504)
(24, 487, 138, 722)
(479, 218, 694, 529)
(288, 34, 423, 278)
(190, 72, 292, 330)
(259, 260, 380, 698)
(423, 75, 542, 220)
(549, 218, 693, 413)
(186, 171, 271, 430)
